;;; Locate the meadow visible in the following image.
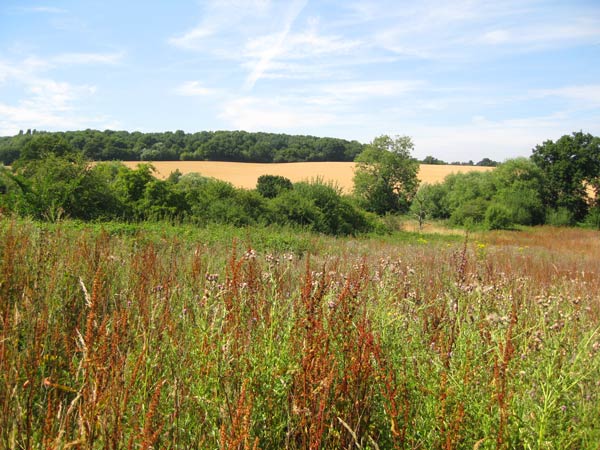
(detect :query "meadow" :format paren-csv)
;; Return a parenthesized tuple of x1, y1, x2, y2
(1, 218, 598, 449)
(120, 161, 494, 192)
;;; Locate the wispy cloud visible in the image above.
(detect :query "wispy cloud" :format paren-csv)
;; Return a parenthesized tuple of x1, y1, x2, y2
(0, 101, 116, 136)
(364, 1, 600, 60)
(53, 51, 126, 65)
(480, 20, 600, 48)
(532, 84, 600, 109)
(0, 55, 117, 135)
(17, 6, 68, 14)
(243, 0, 308, 89)
(174, 81, 219, 97)
(168, 26, 216, 50)
(168, 0, 272, 50)
(169, 0, 365, 88)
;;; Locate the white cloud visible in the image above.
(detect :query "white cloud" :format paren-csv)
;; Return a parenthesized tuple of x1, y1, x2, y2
(533, 85, 600, 108)
(18, 6, 67, 14)
(480, 21, 600, 48)
(244, 17, 361, 60)
(243, 0, 308, 89)
(168, 26, 216, 49)
(480, 30, 511, 44)
(168, 0, 273, 50)
(0, 76, 99, 136)
(26, 79, 96, 111)
(174, 81, 219, 97)
(53, 51, 125, 65)
(0, 104, 114, 136)
(169, 0, 368, 88)
(363, 1, 600, 61)
(0, 55, 117, 135)
(241, 28, 362, 83)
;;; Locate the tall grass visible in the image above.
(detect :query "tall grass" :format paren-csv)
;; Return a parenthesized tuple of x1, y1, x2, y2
(1, 218, 599, 448)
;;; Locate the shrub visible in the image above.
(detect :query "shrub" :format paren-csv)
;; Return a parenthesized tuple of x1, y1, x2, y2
(256, 174, 293, 198)
(546, 207, 575, 227)
(583, 206, 600, 229)
(492, 186, 545, 226)
(449, 198, 489, 226)
(270, 189, 323, 230)
(485, 203, 513, 230)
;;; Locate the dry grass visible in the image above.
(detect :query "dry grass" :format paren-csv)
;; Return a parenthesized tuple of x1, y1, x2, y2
(120, 161, 493, 192)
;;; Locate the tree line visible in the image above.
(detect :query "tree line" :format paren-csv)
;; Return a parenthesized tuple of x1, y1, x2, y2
(0, 129, 364, 164)
(0, 129, 498, 166)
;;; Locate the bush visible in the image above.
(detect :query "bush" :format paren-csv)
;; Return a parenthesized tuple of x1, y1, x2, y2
(546, 207, 575, 227)
(270, 189, 323, 230)
(485, 203, 513, 230)
(449, 198, 489, 226)
(492, 187, 545, 226)
(256, 175, 293, 198)
(268, 181, 376, 235)
(584, 206, 600, 229)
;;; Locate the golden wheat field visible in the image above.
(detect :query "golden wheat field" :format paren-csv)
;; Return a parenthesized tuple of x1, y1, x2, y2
(121, 161, 493, 192)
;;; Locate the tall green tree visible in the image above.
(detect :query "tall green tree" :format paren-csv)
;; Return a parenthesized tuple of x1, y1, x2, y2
(531, 132, 600, 221)
(353, 135, 419, 214)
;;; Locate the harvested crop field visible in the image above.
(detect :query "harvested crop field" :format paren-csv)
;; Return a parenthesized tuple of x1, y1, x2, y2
(120, 161, 493, 192)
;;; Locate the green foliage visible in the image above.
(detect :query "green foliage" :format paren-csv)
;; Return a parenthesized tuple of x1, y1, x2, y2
(531, 131, 600, 221)
(0, 133, 31, 164)
(0, 129, 365, 164)
(140, 179, 188, 220)
(442, 171, 495, 226)
(485, 202, 513, 230)
(491, 158, 546, 225)
(11, 153, 117, 221)
(0, 165, 20, 212)
(584, 206, 600, 229)
(410, 183, 451, 220)
(450, 197, 489, 226)
(476, 157, 499, 167)
(15, 133, 75, 166)
(546, 207, 576, 227)
(421, 155, 446, 165)
(420, 158, 548, 229)
(353, 135, 419, 215)
(273, 180, 377, 235)
(270, 189, 324, 230)
(256, 174, 293, 198)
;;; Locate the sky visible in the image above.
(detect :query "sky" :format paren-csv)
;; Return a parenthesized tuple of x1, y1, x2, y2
(1, 0, 599, 162)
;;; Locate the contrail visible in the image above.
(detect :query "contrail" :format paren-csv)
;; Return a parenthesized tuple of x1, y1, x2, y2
(244, 0, 309, 90)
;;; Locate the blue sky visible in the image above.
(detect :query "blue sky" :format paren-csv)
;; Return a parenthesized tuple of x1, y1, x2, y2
(1, 0, 599, 161)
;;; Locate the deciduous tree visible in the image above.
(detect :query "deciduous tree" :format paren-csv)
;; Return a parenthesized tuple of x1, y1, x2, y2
(353, 135, 419, 215)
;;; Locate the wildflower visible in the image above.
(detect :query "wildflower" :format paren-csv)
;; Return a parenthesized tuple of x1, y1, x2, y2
(206, 273, 219, 282)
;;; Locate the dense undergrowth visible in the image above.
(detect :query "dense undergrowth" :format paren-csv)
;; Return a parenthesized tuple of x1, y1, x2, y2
(1, 218, 599, 448)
